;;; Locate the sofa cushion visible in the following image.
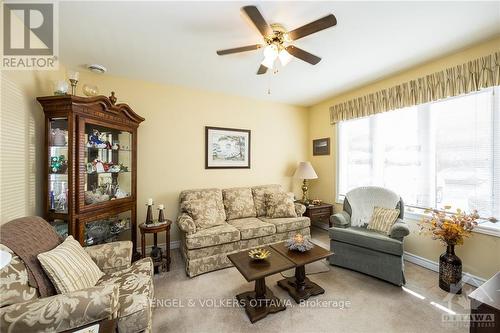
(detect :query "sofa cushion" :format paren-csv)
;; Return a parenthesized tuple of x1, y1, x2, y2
(98, 258, 153, 332)
(265, 192, 297, 218)
(329, 226, 403, 256)
(185, 223, 240, 249)
(251, 184, 282, 217)
(180, 188, 226, 224)
(37, 236, 104, 294)
(181, 198, 224, 230)
(222, 187, 257, 220)
(259, 216, 310, 233)
(228, 217, 276, 240)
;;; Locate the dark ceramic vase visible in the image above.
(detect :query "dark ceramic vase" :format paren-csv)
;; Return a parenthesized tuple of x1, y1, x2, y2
(439, 245, 462, 294)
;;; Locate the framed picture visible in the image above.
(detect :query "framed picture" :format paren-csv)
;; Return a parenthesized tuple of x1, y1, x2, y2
(313, 137, 330, 156)
(205, 126, 251, 169)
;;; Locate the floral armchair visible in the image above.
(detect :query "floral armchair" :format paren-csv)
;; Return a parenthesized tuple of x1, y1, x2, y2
(0, 240, 154, 333)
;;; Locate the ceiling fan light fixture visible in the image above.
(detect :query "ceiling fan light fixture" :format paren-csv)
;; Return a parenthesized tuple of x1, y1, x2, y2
(263, 44, 279, 59)
(278, 49, 293, 66)
(261, 55, 275, 69)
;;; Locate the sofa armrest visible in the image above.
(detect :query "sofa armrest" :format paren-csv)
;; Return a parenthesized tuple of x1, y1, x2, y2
(330, 211, 351, 228)
(294, 203, 306, 216)
(0, 284, 119, 333)
(177, 213, 197, 235)
(389, 219, 410, 240)
(85, 241, 132, 274)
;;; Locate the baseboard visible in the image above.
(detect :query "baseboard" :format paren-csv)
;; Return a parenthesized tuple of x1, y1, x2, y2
(403, 251, 486, 287)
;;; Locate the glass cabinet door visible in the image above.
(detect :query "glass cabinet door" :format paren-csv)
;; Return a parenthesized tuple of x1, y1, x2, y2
(83, 123, 133, 207)
(84, 210, 132, 246)
(48, 118, 69, 214)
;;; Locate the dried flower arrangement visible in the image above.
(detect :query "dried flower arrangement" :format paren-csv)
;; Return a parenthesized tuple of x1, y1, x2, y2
(418, 207, 479, 246)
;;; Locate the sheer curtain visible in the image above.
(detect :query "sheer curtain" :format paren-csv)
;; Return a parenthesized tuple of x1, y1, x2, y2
(338, 87, 499, 220)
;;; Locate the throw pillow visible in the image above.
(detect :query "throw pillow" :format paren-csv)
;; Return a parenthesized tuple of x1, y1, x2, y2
(37, 236, 104, 294)
(265, 192, 297, 218)
(223, 188, 257, 220)
(367, 206, 400, 234)
(181, 198, 224, 229)
(251, 185, 282, 216)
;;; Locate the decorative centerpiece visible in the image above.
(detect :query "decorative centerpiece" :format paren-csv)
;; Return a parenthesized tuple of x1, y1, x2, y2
(286, 233, 314, 252)
(248, 248, 271, 261)
(419, 207, 479, 294)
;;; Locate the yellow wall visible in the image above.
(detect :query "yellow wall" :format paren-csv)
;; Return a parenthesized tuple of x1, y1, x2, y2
(0, 69, 308, 246)
(307, 36, 500, 280)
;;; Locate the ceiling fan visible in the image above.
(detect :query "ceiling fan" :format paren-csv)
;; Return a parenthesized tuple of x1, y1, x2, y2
(216, 5, 337, 75)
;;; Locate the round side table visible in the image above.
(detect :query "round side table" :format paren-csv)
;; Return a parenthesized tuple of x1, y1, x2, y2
(139, 220, 172, 273)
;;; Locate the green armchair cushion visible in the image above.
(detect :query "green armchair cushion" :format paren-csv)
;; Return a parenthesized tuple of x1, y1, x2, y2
(329, 226, 403, 256)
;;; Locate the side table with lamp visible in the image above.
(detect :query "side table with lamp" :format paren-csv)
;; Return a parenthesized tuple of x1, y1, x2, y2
(293, 161, 334, 227)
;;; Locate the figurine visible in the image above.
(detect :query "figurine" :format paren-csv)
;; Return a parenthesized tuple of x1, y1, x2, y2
(55, 183, 67, 212)
(109, 164, 121, 173)
(87, 129, 107, 148)
(50, 155, 67, 174)
(51, 128, 67, 146)
(112, 142, 120, 150)
(115, 187, 129, 199)
(86, 162, 96, 174)
(93, 159, 105, 173)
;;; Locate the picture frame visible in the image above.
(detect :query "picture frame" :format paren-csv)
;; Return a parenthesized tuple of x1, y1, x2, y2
(313, 137, 330, 156)
(205, 126, 251, 169)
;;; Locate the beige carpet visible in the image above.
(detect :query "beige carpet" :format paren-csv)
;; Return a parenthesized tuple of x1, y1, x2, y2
(152, 227, 474, 333)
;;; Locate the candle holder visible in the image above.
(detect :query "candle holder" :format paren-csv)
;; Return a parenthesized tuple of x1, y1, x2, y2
(67, 70, 79, 95)
(145, 202, 154, 225)
(158, 205, 165, 222)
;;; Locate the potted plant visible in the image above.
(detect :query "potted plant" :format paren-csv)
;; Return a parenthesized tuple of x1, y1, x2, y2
(418, 207, 479, 294)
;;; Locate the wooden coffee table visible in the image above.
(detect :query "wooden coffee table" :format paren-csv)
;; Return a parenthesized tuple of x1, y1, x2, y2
(271, 241, 333, 303)
(227, 246, 295, 323)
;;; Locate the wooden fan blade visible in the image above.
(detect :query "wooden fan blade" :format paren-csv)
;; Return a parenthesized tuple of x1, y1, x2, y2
(257, 64, 268, 75)
(242, 6, 273, 37)
(287, 14, 337, 41)
(285, 45, 321, 65)
(216, 44, 262, 55)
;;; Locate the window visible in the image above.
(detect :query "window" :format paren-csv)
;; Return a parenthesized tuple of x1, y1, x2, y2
(337, 87, 500, 229)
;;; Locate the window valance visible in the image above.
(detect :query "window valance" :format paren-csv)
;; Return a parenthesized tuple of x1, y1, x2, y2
(329, 51, 500, 124)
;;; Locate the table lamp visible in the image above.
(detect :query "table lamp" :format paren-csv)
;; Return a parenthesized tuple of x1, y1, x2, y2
(294, 161, 318, 205)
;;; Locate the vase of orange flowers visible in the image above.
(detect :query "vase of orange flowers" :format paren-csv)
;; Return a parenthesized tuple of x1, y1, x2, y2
(419, 208, 478, 294)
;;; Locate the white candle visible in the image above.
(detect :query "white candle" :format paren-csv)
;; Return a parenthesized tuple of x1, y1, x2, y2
(147, 198, 153, 206)
(158, 204, 164, 210)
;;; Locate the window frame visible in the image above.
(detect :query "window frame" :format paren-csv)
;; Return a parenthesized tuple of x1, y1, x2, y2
(334, 87, 500, 237)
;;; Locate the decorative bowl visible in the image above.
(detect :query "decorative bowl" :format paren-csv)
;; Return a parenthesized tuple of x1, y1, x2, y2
(248, 248, 271, 261)
(286, 233, 314, 252)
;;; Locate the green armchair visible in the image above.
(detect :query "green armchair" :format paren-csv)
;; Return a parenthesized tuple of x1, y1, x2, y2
(329, 187, 410, 286)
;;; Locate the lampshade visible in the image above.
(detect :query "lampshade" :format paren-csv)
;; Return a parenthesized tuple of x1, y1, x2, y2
(0, 250, 12, 270)
(294, 161, 318, 180)
(278, 49, 293, 66)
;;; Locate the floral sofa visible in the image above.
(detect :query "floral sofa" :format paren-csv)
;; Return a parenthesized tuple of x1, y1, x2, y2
(0, 240, 153, 333)
(177, 185, 311, 277)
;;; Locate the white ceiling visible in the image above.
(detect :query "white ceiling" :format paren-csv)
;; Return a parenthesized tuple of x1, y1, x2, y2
(59, 1, 500, 106)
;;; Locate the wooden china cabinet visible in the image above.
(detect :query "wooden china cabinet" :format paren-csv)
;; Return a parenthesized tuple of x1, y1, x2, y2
(37, 94, 144, 257)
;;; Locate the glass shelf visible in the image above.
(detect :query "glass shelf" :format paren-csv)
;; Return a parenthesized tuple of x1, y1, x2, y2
(86, 147, 132, 152)
(86, 171, 131, 175)
(84, 211, 131, 246)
